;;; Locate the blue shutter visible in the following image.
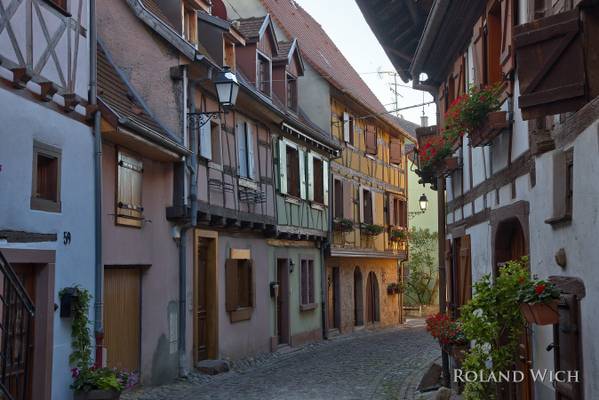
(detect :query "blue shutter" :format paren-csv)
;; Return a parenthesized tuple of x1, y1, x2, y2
(199, 116, 212, 159)
(246, 123, 256, 180)
(237, 122, 248, 177)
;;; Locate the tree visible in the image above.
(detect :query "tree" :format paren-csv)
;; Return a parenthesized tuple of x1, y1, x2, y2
(404, 228, 438, 306)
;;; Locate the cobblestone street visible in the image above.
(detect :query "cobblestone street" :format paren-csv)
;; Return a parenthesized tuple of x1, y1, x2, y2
(123, 321, 439, 400)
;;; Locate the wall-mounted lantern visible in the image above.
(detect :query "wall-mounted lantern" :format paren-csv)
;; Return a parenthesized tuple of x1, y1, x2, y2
(270, 282, 280, 298)
(419, 193, 429, 212)
(59, 287, 79, 318)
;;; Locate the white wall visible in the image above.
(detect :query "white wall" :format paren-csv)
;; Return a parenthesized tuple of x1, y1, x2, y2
(0, 88, 95, 400)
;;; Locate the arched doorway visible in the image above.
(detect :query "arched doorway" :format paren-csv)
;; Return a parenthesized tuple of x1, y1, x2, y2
(365, 271, 380, 324)
(353, 267, 364, 326)
(494, 217, 531, 400)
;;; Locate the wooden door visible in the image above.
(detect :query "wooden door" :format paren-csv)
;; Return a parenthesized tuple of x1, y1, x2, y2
(195, 239, 209, 361)
(365, 271, 380, 324)
(554, 294, 582, 400)
(276, 259, 290, 345)
(12, 264, 36, 400)
(354, 268, 364, 326)
(104, 268, 141, 371)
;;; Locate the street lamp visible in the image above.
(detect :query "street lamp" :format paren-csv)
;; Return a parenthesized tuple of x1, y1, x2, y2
(419, 193, 429, 212)
(190, 66, 240, 129)
(214, 66, 239, 109)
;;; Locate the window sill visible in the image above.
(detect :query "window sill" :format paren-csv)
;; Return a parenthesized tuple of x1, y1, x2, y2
(300, 303, 317, 312)
(238, 177, 258, 190)
(230, 307, 253, 323)
(30, 197, 61, 213)
(208, 161, 223, 171)
(544, 214, 572, 227)
(365, 153, 377, 160)
(310, 202, 325, 211)
(285, 195, 302, 205)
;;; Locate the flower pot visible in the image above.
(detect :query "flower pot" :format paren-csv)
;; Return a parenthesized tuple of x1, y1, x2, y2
(74, 390, 121, 400)
(520, 301, 559, 325)
(469, 111, 509, 147)
(434, 157, 459, 176)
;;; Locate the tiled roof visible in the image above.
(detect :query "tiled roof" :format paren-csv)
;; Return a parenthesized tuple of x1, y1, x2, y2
(260, 0, 409, 136)
(390, 116, 419, 139)
(97, 42, 172, 141)
(235, 16, 268, 41)
(277, 41, 293, 58)
(139, 0, 175, 29)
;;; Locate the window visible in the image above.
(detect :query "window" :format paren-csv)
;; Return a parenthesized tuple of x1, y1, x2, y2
(361, 188, 373, 225)
(116, 151, 143, 228)
(224, 40, 236, 71)
(391, 197, 407, 228)
(308, 155, 328, 205)
(287, 74, 298, 112)
(199, 118, 222, 164)
(333, 178, 343, 219)
(257, 53, 271, 96)
(183, 3, 198, 45)
(31, 141, 61, 213)
(286, 145, 300, 197)
(225, 255, 254, 323)
(300, 259, 315, 309)
(546, 148, 574, 225)
(236, 122, 256, 180)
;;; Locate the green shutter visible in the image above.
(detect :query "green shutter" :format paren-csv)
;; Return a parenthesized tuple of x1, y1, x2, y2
(323, 160, 329, 206)
(278, 139, 287, 194)
(306, 152, 313, 201)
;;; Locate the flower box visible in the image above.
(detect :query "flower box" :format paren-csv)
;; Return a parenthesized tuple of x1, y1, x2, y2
(361, 224, 384, 237)
(433, 156, 459, 176)
(519, 301, 559, 325)
(387, 283, 400, 295)
(469, 111, 509, 147)
(74, 390, 121, 400)
(333, 218, 354, 233)
(389, 227, 407, 242)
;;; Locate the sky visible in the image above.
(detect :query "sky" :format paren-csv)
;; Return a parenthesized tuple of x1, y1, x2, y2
(295, 0, 437, 126)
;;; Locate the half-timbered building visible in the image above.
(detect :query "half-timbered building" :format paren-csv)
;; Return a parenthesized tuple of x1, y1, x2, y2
(0, 0, 94, 398)
(360, 0, 599, 398)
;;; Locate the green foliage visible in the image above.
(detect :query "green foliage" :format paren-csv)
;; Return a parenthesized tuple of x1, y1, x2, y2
(517, 278, 560, 304)
(404, 228, 438, 306)
(60, 286, 93, 369)
(333, 218, 354, 233)
(71, 367, 123, 392)
(361, 223, 384, 236)
(460, 257, 529, 400)
(389, 227, 407, 241)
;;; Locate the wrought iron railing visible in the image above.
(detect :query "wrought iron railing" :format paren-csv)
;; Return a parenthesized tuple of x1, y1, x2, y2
(0, 251, 35, 400)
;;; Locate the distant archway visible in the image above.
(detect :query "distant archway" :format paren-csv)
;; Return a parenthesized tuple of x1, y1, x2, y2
(494, 217, 527, 274)
(365, 271, 380, 323)
(354, 267, 364, 326)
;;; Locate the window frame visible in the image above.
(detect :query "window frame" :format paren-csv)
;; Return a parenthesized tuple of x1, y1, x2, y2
(256, 51, 272, 97)
(361, 187, 374, 225)
(31, 141, 62, 213)
(225, 250, 255, 323)
(286, 73, 298, 113)
(299, 258, 316, 310)
(285, 144, 301, 198)
(182, 1, 198, 46)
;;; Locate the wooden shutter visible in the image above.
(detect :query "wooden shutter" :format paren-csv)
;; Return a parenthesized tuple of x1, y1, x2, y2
(514, 9, 587, 119)
(297, 148, 314, 200)
(500, 0, 515, 77)
(456, 56, 466, 97)
(459, 236, 472, 307)
(301, 260, 307, 305)
(278, 139, 287, 194)
(322, 160, 329, 206)
(365, 129, 377, 155)
(308, 261, 315, 304)
(246, 123, 256, 180)
(225, 259, 238, 312)
(117, 152, 143, 228)
(199, 117, 212, 159)
(389, 139, 402, 164)
(437, 85, 447, 128)
(343, 180, 354, 220)
(472, 17, 485, 86)
(237, 123, 247, 177)
(388, 194, 395, 226)
(343, 112, 350, 142)
(398, 199, 407, 228)
(445, 239, 453, 308)
(359, 186, 365, 223)
(306, 152, 313, 200)
(553, 294, 583, 400)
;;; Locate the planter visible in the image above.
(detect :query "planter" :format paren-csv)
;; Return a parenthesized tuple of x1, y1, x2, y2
(74, 390, 121, 400)
(434, 156, 459, 176)
(333, 219, 354, 233)
(451, 344, 468, 364)
(520, 301, 559, 325)
(469, 111, 509, 147)
(387, 284, 400, 295)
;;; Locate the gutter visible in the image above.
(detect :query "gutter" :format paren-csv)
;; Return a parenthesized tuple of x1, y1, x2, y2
(90, 0, 104, 366)
(410, 0, 450, 81)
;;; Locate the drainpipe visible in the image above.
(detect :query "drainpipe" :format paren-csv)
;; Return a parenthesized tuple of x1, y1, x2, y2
(89, 0, 104, 367)
(177, 68, 204, 376)
(321, 156, 335, 340)
(437, 155, 450, 386)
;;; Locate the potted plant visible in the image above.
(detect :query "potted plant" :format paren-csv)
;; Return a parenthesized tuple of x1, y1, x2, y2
(389, 227, 407, 242)
(333, 218, 354, 233)
(361, 223, 384, 237)
(518, 278, 560, 325)
(72, 367, 138, 400)
(386, 282, 400, 295)
(425, 313, 468, 360)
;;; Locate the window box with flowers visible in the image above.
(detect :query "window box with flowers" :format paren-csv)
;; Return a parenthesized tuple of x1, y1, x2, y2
(389, 227, 407, 242)
(333, 218, 354, 233)
(518, 278, 560, 325)
(425, 313, 468, 362)
(361, 223, 384, 237)
(416, 134, 460, 184)
(386, 282, 400, 295)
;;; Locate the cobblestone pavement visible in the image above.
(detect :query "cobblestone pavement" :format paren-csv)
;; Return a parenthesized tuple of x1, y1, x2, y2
(123, 320, 439, 400)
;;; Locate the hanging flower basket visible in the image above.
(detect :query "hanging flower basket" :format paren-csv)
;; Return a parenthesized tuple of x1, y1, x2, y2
(361, 224, 384, 237)
(469, 111, 510, 147)
(333, 218, 354, 233)
(519, 301, 559, 325)
(387, 283, 400, 295)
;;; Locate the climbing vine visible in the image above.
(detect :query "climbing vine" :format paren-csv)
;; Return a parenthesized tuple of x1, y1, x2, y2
(59, 286, 93, 368)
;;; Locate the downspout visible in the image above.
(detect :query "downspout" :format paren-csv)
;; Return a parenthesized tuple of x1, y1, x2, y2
(90, 0, 104, 366)
(178, 68, 199, 377)
(321, 153, 335, 340)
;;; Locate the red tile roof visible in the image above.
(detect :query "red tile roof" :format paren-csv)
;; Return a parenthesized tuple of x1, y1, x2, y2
(235, 16, 268, 41)
(260, 0, 407, 135)
(140, 0, 176, 29)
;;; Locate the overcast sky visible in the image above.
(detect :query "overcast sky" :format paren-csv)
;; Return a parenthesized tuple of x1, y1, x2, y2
(295, 0, 436, 126)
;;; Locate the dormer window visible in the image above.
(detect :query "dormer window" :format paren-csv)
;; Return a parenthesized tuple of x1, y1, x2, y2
(257, 52, 271, 96)
(287, 74, 298, 112)
(183, 2, 198, 45)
